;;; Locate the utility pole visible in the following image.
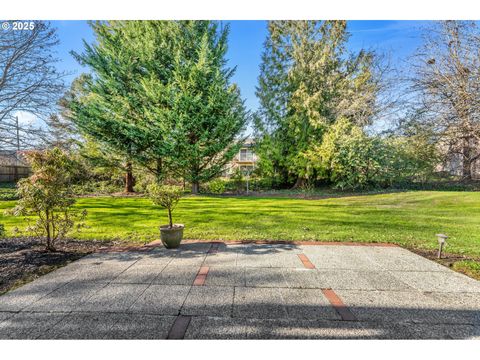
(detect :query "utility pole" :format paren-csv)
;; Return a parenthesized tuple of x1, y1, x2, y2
(15, 116, 20, 152)
(14, 116, 20, 181)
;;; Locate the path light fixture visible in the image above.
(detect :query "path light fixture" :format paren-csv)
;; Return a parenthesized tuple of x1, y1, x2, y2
(436, 233, 448, 258)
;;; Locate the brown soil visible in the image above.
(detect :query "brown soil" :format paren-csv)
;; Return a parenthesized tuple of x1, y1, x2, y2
(77, 191, 144, 198)
(0, 237, 114, 295)
(408, 247, 480, 280)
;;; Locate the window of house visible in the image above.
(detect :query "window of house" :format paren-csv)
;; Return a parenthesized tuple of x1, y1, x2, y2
(240, 148, 253, 161)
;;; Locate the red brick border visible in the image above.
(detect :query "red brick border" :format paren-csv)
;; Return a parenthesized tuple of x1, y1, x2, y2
(144, 240, 163, 248)
(297, 254, 316, 269)
(167, 315, 192, 339)
(193, 266, 209, 286)
(322, 288, 357, 321)
(148, 239, 398, 247)
(101, 239, 399, 254)
(97, 245, 153, 253)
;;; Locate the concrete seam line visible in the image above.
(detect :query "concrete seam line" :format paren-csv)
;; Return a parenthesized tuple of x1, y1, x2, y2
(167, 315, 192, 339)
(322, 288, 357, 321)
(297, 254, 316, 269)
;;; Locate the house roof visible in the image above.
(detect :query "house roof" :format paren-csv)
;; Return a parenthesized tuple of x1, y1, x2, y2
(241, 138, 255, 148)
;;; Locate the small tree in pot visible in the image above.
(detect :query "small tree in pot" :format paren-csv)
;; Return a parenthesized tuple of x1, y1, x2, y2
(147, 183, 184, 248)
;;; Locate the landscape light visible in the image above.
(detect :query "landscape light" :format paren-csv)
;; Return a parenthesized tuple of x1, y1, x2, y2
(436, 233, 448, 258)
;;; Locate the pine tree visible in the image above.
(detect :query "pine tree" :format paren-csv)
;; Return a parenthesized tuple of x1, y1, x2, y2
(255, 21, 378, 187)
(53, 73, 136, 192)
(67, 21, 247, 192)
(166, 22, 247, 193)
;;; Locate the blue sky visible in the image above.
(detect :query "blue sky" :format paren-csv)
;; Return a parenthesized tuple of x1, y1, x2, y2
(52, 20, 430, 115)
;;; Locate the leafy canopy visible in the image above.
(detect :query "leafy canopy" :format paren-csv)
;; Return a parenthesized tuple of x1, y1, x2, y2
(255, 21, 379, 184)
(147, 183, 183, 227)
(68, 21, 247, 191)
(9, 148, 86, 251)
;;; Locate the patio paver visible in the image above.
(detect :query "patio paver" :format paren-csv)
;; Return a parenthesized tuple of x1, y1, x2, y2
(129, 284, 190, 315)
(1, 241, 479, 339)
(182, 286, 234, 317)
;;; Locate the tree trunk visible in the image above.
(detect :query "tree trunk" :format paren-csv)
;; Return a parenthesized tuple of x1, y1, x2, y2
(462, 157, 472, 180)
(462, 143, 472, 181)
(168, 208, 173, 228)
(191, 181, 200, 194)
(292, 176, 306, 189)
(46, 241, 56, 252)
(45, 210, 55, 252)
(155, 158, 163, 184)
(124, 162, 135, 193)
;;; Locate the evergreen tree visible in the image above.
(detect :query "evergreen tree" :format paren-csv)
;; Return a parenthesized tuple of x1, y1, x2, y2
(67, 21, 247, 192)
(255, 21, 379, 187)
(69, 21, 159, 182)
(166, 22, 247, 193)
(52, 73, 136, 192)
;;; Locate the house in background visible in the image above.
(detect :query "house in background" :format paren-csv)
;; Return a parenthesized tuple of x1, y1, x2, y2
(435, 139, 480, 180)
(0, 150, 31, 182)
(223, 138, 258, 177)
(436, 154, 480, 180)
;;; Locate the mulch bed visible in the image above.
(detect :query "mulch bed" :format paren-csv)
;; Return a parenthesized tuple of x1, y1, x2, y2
(410, 247, 477, 266)
(409, 247, 480, 280)
(77, 191, 145, 198)
(0, 237, 114, 295)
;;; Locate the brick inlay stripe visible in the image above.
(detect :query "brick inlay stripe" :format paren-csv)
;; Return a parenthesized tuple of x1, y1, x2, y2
(322, 288, 357, 321)
(298, 254, 316, 269)
(167, 315, 191, 339)
(193, 266, 210, 286)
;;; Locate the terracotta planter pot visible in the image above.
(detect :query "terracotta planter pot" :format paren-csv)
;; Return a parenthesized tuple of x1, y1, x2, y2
(159, 224, 184, 249)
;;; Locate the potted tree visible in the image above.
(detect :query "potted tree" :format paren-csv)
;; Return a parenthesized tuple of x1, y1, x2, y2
(148, 183, 184, 249)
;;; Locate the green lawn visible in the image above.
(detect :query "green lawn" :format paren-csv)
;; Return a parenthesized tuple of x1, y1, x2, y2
(0, 191, 479, 257)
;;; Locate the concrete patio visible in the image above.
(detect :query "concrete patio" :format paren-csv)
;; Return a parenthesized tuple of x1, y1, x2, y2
(0, 242, 479, 339)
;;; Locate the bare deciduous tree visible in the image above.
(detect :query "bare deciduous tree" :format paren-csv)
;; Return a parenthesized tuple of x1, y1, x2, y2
(410, 21, 480, 180)
(0, 21, 65, 150)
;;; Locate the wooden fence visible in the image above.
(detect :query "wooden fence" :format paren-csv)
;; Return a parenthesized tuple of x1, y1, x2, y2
(0, 165, 30, 182)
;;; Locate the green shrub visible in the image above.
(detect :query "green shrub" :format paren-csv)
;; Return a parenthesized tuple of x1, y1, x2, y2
(231, 169, 245, 193)
(206, 179, 226, 194)
(252, 176, 284, 191)
(303, 118, 387, 190)
(71, 180, 122, 195)
(7, 148, 87, 251)
(147, 183, 183, 227)
(0, 224, 5, 238)
(303, 117, 439, 190)
(0, 184, 18, 200)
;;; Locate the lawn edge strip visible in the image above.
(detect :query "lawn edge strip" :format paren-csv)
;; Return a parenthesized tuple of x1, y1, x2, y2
(298, 254, 316, 269)
(97, 245, 152, 253)
(322, 288, 357, 321)
(146, 240, 398, 248)
(167, 315, 192, 339)
(184, 240, 398, 247)
(193, 266, 210, 286)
